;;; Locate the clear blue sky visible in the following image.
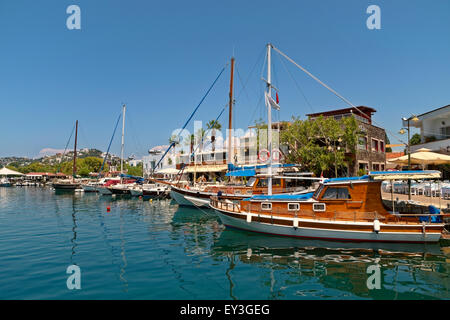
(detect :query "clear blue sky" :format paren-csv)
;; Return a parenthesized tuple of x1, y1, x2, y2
(1, 0, 449, 158)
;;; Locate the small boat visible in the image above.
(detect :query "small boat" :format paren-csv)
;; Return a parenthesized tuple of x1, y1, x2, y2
(211, 170, 449, 243)
(129, 185, 143, 197)
(0, 177, 11, 187)
(143, 183, 170, 199)
(96, 178, 121, 195)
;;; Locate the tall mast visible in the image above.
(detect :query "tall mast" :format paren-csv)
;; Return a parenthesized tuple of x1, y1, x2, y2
(267, 44, 273, 195)
(73, 120, 78, 182)
(228, 57, 235, 165)
(120, 104, 126, 182)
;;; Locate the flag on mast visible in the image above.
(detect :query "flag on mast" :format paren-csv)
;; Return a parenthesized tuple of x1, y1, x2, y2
(265, 91, 280, 110)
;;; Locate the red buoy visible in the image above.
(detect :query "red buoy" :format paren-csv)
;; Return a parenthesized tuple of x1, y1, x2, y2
(106, 206, 111, 212)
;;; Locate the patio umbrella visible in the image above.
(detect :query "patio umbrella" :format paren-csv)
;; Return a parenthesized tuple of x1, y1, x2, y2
(0, 167, 25, 176)
(388, 148, 450, 166)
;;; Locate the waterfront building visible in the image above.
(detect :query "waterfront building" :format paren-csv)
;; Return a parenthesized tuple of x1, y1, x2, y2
(306, 106, 387, 176)
(407, 104, 450, 154)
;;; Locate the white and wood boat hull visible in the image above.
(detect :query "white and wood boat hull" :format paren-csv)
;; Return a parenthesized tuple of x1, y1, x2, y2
(214, 208, 443, 243)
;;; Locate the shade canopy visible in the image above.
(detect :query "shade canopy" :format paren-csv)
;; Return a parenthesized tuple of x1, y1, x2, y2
(226, 169, 256, 177)
(369, 170, 441, 180)
(388, 148, 450, 166)
(0, 167, 25, 176)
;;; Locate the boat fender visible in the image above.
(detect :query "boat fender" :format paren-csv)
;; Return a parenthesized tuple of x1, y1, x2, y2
(373, 219, 380, 233)
(247, 213, 252, 223)
(293, 218, 299, 229)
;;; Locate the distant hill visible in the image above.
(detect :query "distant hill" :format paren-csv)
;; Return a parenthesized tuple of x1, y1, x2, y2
(0, 148, 112, 168)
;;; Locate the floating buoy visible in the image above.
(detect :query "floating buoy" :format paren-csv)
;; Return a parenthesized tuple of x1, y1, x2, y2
(139, 196, 142, 200)
(149, 199, 153, 203)
(106, 206, 111, 212)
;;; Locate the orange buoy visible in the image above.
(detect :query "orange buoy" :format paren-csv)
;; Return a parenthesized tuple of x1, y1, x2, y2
(139, 196, 142, 200)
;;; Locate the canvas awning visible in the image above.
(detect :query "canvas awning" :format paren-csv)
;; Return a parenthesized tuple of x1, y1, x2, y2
(388, 148, 450, 166)
(226, 169, 256, 177)
(0, 167, 25, 176)
(369, 170, 441, 180)
(185, 164, 228, 173)
(155, 168, 180, 174)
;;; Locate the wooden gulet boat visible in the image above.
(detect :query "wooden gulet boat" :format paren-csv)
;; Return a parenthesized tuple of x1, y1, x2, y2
(210, 171, 449, 243)
(169, 174, 319, 207)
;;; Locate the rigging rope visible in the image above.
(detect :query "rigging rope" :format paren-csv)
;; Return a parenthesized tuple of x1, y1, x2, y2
(272, 45, 407, 146)
(57, 123, 76, 173)
(153, 63, 229, 173)
(99, 113, 122, 176)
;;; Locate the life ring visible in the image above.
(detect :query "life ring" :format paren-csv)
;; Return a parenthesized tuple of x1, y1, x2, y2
(271, 149, 284, 162)
(258, 149, 270, 162)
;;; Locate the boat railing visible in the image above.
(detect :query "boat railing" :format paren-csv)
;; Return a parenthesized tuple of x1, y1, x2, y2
(210, 197, 241, 213)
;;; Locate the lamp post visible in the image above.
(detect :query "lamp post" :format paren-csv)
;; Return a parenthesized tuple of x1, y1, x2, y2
(399, 115, 419, 200)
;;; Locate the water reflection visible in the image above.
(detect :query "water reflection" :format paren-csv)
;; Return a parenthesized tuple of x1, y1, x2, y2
(211, 229, 450, 299)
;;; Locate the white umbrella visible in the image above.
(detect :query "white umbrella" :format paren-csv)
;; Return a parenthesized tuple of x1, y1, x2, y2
(388, 148, 450, 166)
(0, 167, 25, 176)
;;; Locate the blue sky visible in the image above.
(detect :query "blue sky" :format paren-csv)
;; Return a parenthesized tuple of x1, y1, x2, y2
(0, 0, 449, 158)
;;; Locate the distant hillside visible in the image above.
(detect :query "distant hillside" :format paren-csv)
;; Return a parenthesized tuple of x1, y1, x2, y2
(0, 148, 111, 168)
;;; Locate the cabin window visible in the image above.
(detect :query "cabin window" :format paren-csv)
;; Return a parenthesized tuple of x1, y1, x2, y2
(288, 203, 300, 211)
(234, 189, 241, 194)
(261, 202, 272, 211)
(313, 203, 326, 212)
(272, 179, 281, 187)
(246, 177, 257, 187)
(313, 185, 324, 199)
(257, 179, 268, 187)
(321, 187, 351, 200)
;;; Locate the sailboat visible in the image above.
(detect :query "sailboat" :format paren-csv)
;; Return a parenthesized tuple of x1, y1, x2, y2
(211, 44, 449, 243)
(108, 104, 132, 195)
(167, 56, 319, 207)
(52, 120, 81, 191)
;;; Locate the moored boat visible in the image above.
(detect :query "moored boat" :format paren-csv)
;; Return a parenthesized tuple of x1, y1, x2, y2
(210, 171, 449, 243)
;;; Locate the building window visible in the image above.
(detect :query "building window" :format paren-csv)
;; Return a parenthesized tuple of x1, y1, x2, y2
(380, 164, 385, 171)
(372, 163, 380, 171)
(380, 141, 385, 153)
(358, 136, 368, 151)
(371, 139, 379, 152)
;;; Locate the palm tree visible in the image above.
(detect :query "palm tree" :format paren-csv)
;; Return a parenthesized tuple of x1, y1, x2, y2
(206, 120, 222, 153)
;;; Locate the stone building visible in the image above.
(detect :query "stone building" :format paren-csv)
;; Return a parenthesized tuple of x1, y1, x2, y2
(306, 106, 387, 176)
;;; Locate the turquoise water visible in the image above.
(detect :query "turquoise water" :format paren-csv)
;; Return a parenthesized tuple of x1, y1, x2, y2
(0, 187, 449, 300)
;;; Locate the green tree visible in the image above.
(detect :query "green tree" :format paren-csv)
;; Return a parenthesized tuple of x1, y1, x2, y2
(281, 115, 360, 177)
(206, 120, 222, 152)
(410, 133, 421, 146)
(127, 162, 143, 177)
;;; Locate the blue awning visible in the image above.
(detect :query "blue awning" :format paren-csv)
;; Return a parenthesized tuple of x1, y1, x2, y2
(225, 169, 256, 177)
(245, 192, 314, 201)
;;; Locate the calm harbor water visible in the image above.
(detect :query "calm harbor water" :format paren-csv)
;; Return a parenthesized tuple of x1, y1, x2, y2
(0, 187, 449, 300)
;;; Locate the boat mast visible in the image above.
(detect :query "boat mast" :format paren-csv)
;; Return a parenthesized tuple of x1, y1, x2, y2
(73, 120, 78, 182)
(228, 57, 235, 165)
(120, 104, 126, 183)
(267, 43, 273, 195)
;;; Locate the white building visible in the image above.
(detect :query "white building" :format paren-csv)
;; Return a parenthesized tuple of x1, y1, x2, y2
(142, 145, 177, 177)
(409, 105, 450, 153)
